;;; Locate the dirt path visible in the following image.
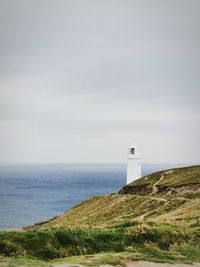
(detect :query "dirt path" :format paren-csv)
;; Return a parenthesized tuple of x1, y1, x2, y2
(138, 212, 149, 220)
(126, 261, 200, 267)
(151, 173, 164, 195)
(52, 261, 200, 267)
(151, 170, 174, 195)
(52, 264, 84, 267)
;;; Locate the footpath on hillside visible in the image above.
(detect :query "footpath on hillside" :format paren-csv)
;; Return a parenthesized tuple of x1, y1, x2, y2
(52, 260, 200, 267)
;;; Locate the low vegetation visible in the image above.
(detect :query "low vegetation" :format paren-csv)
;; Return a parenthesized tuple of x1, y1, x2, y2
(119, 165, 200, 196)
(27, 193, 200, 229)
(0, 223, 200, 263)
(0, 165, 199, 266)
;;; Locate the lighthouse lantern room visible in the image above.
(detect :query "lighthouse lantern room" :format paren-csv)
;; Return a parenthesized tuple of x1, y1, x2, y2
(127, 143, 141, 184)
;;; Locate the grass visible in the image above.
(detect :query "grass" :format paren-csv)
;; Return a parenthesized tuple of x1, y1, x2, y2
(119, 165, 200, 196)
(23, 165, 199, 230)
(0, 165, 200, 266)
(0, 224, 199, 261)
(0, 256, 51, 267)
(1, 243, 200, 267)
(51, 242, 199, 264)
(26, 194, 200, 229)
(34, 195, 164, 229)
(0, 227, 124, 260)
(51, 252, 126, 266)
(159, 166, 200, 187)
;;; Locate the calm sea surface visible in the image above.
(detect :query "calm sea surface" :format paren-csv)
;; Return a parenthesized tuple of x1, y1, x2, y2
(0, 163, 187, 229)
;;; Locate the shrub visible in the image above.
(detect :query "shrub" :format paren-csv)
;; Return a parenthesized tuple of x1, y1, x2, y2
(0, 224, 199, 260)
(0, 240, 20, 256)
(124, 224, 193, 250)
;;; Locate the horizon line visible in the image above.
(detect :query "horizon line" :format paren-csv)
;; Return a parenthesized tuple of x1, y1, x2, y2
(0, 162, 199, 166)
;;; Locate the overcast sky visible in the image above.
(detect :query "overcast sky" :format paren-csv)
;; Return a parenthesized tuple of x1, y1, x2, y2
(0, 0, 199, 164)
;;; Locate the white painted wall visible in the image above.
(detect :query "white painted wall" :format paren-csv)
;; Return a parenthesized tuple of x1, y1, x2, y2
(127, 144, 141, 184)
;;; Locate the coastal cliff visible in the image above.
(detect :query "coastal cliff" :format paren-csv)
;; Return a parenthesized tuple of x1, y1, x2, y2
(0, 165, 200, 266)
(28, 165, 200, 230)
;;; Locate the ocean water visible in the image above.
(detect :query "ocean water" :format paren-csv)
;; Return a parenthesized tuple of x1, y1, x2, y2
(0, 163, 186, 229)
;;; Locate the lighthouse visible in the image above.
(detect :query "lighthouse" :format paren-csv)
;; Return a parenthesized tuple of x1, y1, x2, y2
(127, 143, 141, 184)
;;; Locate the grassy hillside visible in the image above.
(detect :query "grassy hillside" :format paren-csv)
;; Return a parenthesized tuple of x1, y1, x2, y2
(28, 165, 200, 230)
(0, 165, 200, 265)
(28, 194, 199, 229)
(0, 225, 200, 264)
(119, 165, 200, 196)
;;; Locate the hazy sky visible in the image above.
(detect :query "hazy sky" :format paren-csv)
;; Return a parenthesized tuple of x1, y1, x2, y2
(0, 0, 199, 164)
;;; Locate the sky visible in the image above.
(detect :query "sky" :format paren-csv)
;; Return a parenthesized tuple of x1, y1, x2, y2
(0, 0, 199, 164)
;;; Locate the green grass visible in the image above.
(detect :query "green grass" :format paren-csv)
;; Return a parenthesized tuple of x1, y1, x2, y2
(0, 228, 124, 260)
(120, 165, 200, 196)
(0, 224, 199, 261)
(1, 242, 200, 267)
(27, 194, 200, 229)
(0, 256, 51, 267)
(23, 165, 199, 230)
(51, 252, 126, 266)
(159, 166, 200, 187)
(1, 165, 200, 266)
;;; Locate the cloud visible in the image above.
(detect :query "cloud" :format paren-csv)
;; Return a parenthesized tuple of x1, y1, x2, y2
(0, 0, 199, 163)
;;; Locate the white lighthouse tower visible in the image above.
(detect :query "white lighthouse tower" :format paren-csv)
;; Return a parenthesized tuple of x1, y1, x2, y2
(127, 143, 141, 184)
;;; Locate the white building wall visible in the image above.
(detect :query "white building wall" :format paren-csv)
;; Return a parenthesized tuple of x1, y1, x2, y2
(127, 144, 141, 184)
(127, 158, 141, 184)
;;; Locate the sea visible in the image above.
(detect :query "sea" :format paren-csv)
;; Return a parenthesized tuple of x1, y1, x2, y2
(0, 163, 187, 229)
